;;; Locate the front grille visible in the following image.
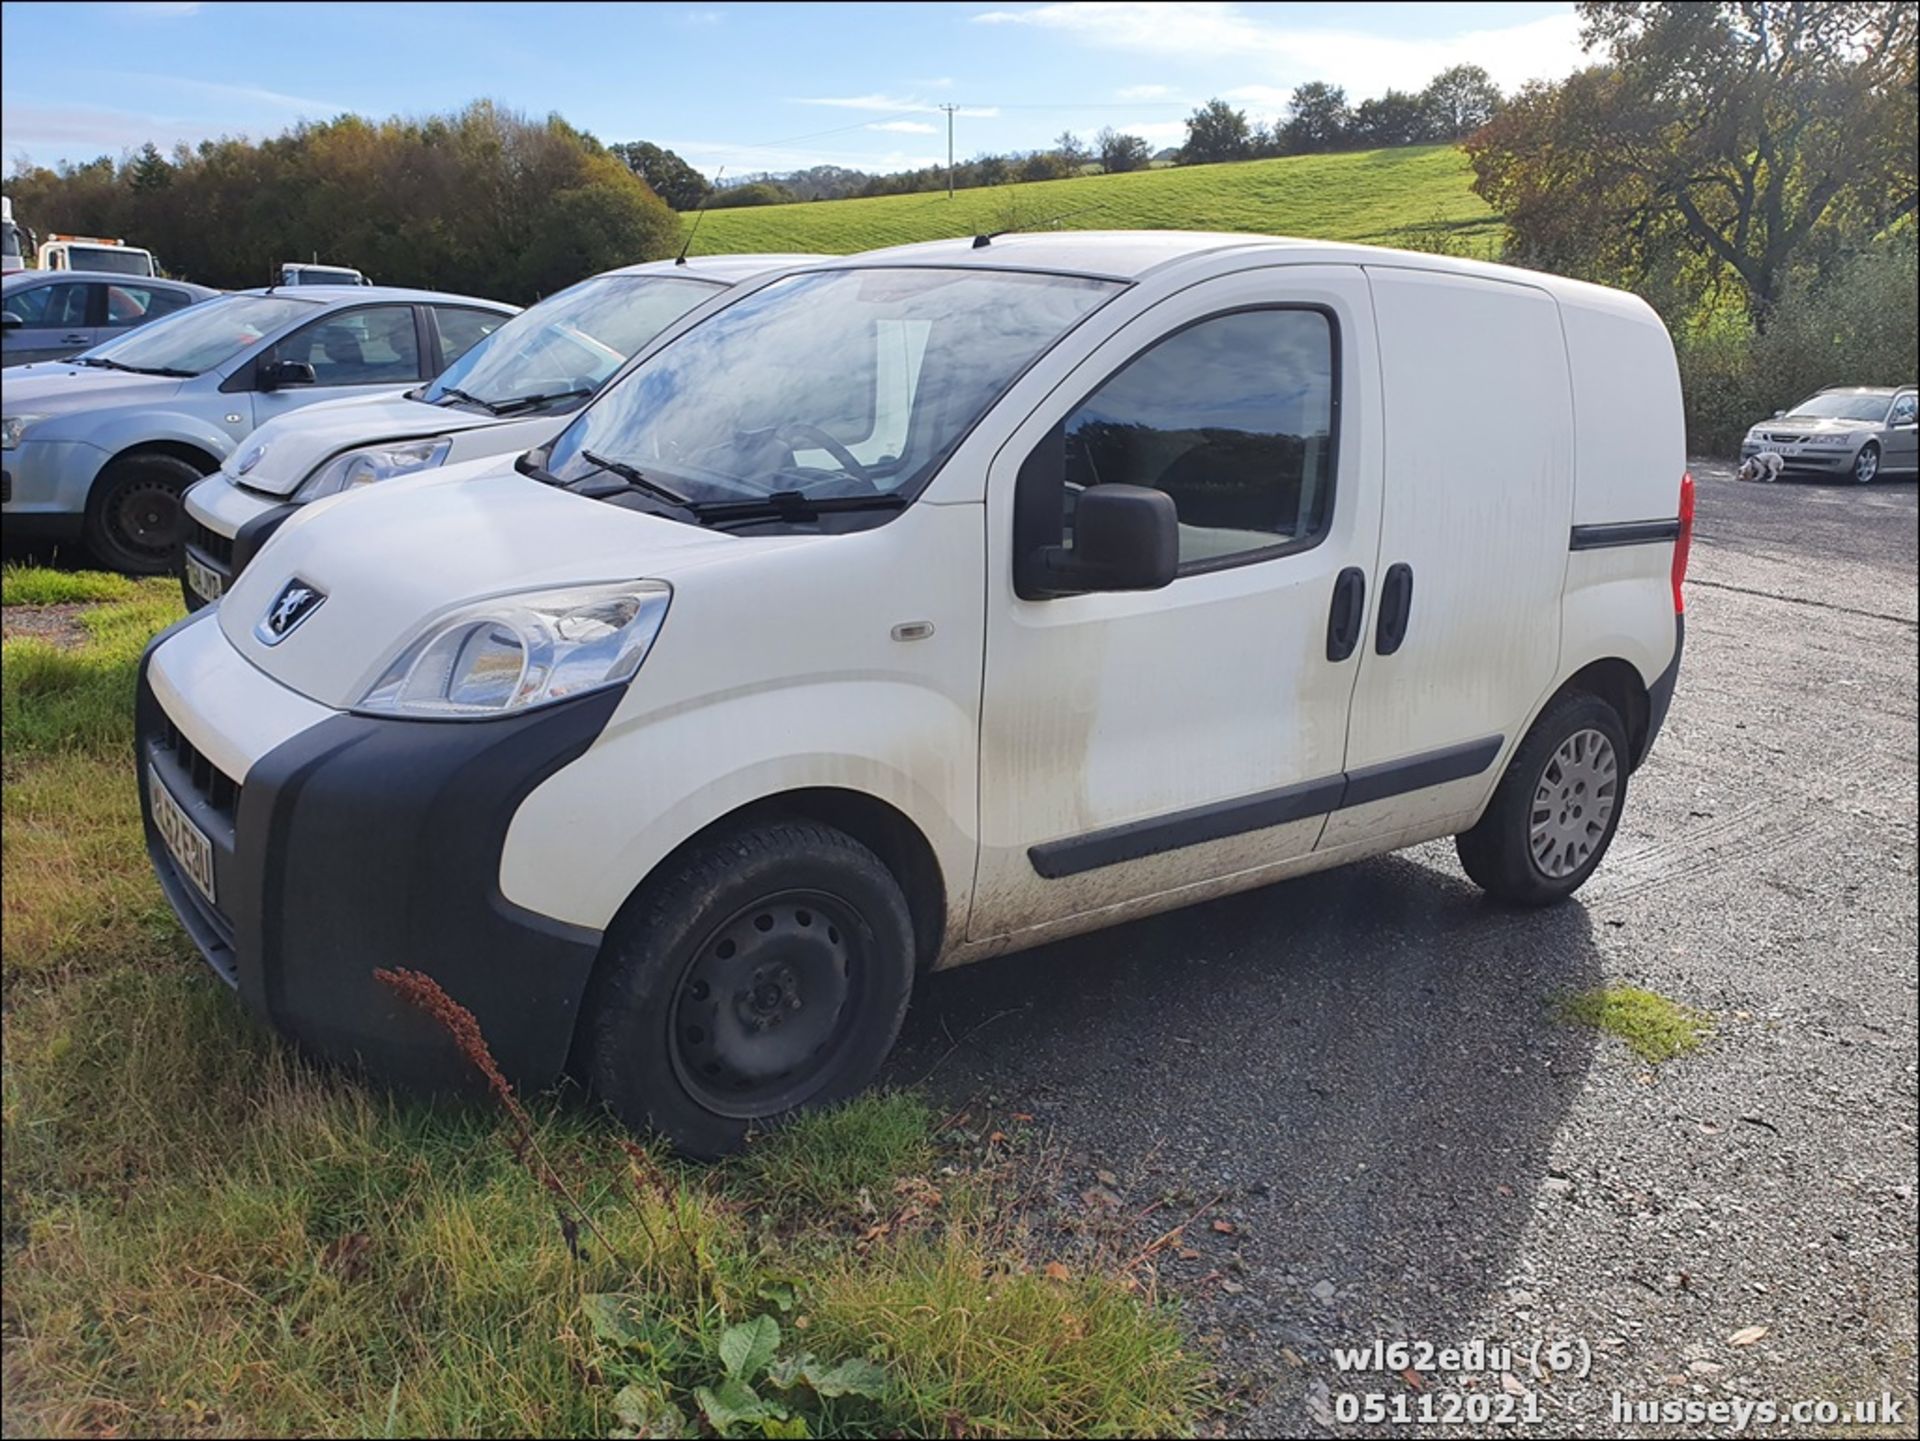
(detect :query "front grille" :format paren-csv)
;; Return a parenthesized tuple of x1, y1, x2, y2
(187, 518, 235, 568)
(1765, 432, 1806, 444)
(153, 709, 241, 820)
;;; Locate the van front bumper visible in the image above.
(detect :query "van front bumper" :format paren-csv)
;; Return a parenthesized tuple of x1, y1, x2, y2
(180, 475, 298, 611)
(137, 613, 620, 1092)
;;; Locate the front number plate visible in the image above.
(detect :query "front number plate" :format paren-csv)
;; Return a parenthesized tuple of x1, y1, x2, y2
(149, 763, 216, 905)
(184, 554, 226, 603)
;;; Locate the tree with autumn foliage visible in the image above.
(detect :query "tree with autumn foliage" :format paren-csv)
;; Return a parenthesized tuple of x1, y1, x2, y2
(1467, 2, 1917, 327)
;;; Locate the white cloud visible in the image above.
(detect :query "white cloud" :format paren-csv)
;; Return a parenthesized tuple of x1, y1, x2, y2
(1, 102, 215, 161)
(869, 120, 940, 134)
(166, 78, 347, 113)
(112, 1, 202, 16)
(793, 93, 996, 117)
(660, 138, 943, 177)
(975, 2, 1587, 98)
(1116, 83, 1173, 100)
(679, 7, 725, 24)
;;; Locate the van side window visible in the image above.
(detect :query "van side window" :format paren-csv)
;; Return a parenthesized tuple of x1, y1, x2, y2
(1062, 308, 1336, 568)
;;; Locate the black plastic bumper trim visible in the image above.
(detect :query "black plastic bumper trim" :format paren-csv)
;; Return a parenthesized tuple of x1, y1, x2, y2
(1569, 518, 1681, 550)
(138, 631, 623, 1094)
(1028, 734, 1505, 879)
(1637, 613, 1684, 768)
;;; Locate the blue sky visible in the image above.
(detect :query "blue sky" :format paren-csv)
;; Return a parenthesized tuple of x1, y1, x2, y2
(2, 1, 1590, 178)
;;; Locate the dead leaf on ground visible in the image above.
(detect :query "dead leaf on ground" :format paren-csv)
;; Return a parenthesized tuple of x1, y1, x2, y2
(1401, 1368, 1424, 1391)
(1211, 1219, 1236, 1234)
(1044, 1261, 1072, 1282)
(1729, 1325, 1770, 1347)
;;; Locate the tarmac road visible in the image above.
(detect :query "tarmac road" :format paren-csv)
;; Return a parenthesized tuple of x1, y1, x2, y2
(888, 461, 1919, 1436)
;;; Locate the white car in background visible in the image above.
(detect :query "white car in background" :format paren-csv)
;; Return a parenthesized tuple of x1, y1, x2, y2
(180, 253, 820, 607)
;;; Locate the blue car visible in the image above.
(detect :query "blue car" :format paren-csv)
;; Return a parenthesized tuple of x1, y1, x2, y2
(1, 284, 516, 571)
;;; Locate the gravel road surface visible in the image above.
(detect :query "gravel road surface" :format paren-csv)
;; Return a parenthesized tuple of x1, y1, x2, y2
(889, 462, 1919, 1436)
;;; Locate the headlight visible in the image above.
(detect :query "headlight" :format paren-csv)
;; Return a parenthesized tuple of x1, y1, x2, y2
(356, 581, 670, 719)
(2, 414, 50, 450)
(294, 436, 453, 501)
(1813, 433, 1853, 447)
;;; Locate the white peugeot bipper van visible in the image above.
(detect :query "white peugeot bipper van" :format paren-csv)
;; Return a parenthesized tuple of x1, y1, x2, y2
(138, 233, 1689, 1156)
(180, 254, 821, 608)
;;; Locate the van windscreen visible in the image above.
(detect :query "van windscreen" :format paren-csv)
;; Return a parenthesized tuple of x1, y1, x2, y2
(544, 267, 1121, 506)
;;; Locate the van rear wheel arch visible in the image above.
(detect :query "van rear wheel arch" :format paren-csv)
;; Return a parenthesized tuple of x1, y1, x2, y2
(1558, 657, 1652, 769)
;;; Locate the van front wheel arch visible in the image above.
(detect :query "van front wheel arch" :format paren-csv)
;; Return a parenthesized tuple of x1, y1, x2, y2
(586, 818, 915, 1158)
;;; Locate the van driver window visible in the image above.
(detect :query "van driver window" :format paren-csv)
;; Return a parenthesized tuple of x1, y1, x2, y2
(1062, 308, 1336, 568)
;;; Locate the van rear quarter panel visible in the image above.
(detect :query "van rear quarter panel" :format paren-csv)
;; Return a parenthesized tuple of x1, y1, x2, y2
(1320, 266, 1573, 848)
(1558, 288, 1686, 686)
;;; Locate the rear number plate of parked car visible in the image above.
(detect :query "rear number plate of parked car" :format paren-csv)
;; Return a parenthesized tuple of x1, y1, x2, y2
(184, 555, 225, 603)
(149, 763, 216, 904)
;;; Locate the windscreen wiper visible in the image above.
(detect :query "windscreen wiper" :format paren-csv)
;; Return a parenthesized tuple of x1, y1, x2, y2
(79, 355, 191, 376)
(690, 490, 909, 525)
(578, 449, 697, 510)
(435, 386, 501, 412)
(488, 387, 596, 416)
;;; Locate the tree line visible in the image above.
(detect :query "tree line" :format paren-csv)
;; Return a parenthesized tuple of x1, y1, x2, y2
(5, 102, 680, 304)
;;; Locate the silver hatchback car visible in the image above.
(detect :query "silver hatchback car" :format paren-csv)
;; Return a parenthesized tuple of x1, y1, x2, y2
(1742, 385, 1920, 484)
(2, 284, 515, 570)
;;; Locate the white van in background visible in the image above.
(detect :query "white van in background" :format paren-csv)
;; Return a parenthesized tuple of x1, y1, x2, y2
(138, 232, 1689, 1156)
(38, 234, 158, 277)
(280, 263, 370, 287)
(179, 252, 820, 606)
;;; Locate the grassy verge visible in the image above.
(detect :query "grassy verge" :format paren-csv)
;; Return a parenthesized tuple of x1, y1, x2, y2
(0, 566, 1206, 1438)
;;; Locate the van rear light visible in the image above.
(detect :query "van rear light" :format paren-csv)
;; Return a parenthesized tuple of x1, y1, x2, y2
(1671, 471, 1695, 613)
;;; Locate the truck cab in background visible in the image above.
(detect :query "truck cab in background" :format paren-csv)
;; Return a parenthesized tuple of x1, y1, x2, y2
(38, 234, 159, 277)
(1, 196, 28, 276)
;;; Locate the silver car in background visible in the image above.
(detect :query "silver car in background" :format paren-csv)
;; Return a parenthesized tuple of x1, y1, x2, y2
(1742, 385, 1919, 484)
(3, 270, 219, 366)
(2, 285, 515, 570)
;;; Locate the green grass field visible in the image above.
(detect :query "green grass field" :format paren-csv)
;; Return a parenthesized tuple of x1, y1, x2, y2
(0, 564, 1205, 1438)
(691, 144, 1500, 258)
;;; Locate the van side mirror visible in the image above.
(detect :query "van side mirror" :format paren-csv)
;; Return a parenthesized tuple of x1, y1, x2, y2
(257, 358, 316, 391)
(1026, 485, 1179, 597)
(1, 312, 21, 329)
(1771, 408, 1785, 418)
(1012, 423, 1179, 598)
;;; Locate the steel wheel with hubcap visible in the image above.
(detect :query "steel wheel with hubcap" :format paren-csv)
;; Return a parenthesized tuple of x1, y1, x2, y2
(1852, 442, 1880, 485)
(589, 819, 916, 1157)
(1527, 728, 1619, 879)
(1457, 690, 1631, 906)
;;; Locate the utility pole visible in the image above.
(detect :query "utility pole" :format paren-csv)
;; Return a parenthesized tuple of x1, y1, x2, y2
(941, 103, 959, 199)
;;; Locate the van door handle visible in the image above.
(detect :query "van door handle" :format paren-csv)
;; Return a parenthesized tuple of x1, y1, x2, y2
(1375, 563, 1414, 654)
(1326, 566, 1366, 661)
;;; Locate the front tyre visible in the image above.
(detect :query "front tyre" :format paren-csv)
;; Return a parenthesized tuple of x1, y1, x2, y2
(1456, 692, 1630, 907)
(83, 450, 205, 574)
(1851, 441, 1880, 485)
(588, 820, 915, 1158)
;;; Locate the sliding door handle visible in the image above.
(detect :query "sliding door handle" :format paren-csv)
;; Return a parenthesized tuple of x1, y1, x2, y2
(1327, 566, 1366, 661)
(1376, 563, 1414, 655)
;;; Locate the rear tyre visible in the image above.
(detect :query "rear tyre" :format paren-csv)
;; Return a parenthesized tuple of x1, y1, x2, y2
(1851, 442, 1880, 485)
(83, 451, 205, 574)
(1456, 691, 1630, 907)
(588, 820, 916, 1158)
